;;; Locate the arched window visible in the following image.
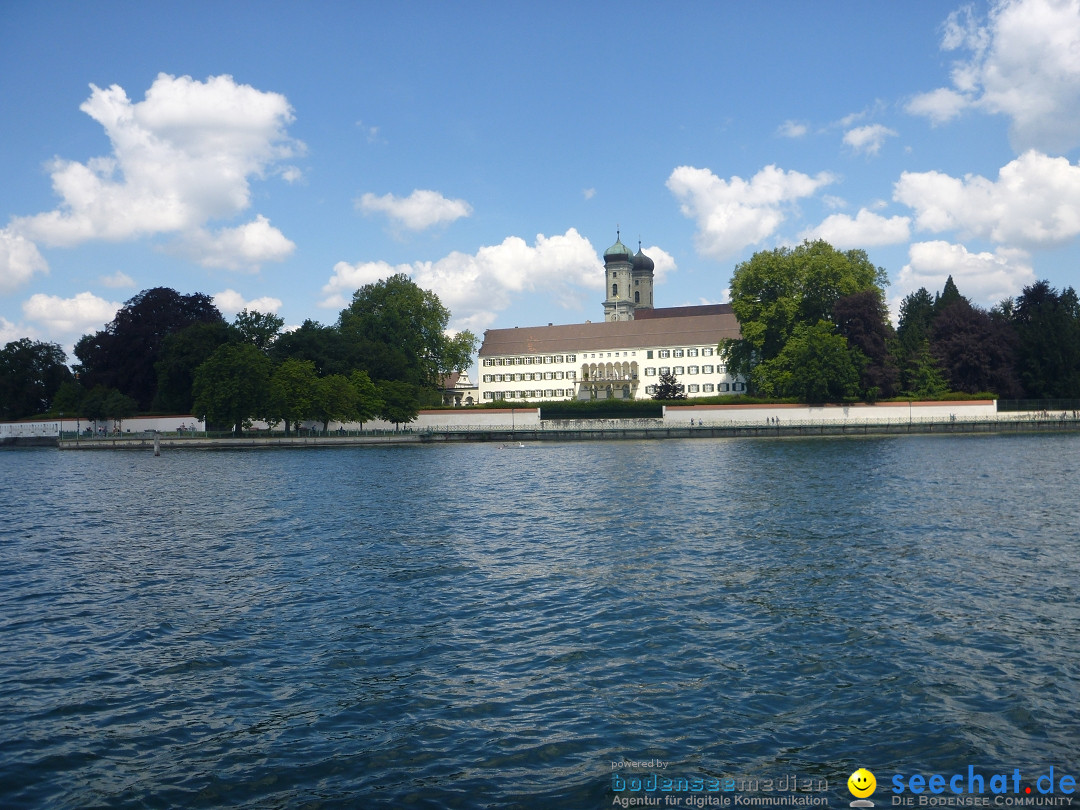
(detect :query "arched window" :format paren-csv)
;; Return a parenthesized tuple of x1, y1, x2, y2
(612, 283, 618, 297)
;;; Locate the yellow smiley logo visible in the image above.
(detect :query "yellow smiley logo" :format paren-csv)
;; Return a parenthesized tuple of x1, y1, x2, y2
(848, 768, 876, 798)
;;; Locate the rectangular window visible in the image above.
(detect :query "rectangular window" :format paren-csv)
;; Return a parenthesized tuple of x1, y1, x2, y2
(644, 367, 656, 376)
(702, 347, 714, 356)
(688, 384, 700, 393)
(483, 392, 493, 399)
(687, 348, 699, 357)
(645, 385, 656, 395)
(555, 355, 564, 363)
(688, 366, 699, 375)
(647, 350, 654, 359)
(555, 371, 564, 380)
(674, 366, 684, 375)
(659, 366, 670, 375)
(703, 383, 715, 393)
(545, 356, 553, 363)
(545, 389, 554, 397)
(702, 365, 714, 374)
(720, 383, 730, 392)
(567, 354, 576, 362)
(733, 382, 746, 392)
(544, 372, 553, 380)
(482, 358, 492, 366)
(659, 349, 671, 358)
(718, 364, 727, 373)
(567, 371, 576, 379)
(673, 349, 684, 358)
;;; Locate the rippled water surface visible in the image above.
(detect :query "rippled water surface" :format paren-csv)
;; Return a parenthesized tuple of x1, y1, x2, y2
(1, 435, 1079, 808)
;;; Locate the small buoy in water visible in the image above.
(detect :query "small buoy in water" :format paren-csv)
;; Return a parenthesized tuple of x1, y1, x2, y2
(153, 434, 160, 457)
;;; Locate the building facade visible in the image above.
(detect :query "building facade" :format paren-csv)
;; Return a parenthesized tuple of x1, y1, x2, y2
(476, 232, 745, 403)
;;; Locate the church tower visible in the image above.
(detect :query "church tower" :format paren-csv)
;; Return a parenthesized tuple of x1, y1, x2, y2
(631, 241, 655, 311)
(603, 230, 634, 321)
(603, 229, 655, 320)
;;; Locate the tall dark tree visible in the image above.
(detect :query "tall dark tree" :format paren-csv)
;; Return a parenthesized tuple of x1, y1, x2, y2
(0, 338, 73, 420)
(934, 275, 964, 315)
(895, 287, 945, 396)
(833, 290, 899, 400)
(153, 320, 232, 413)
(896, 288, 936, 354)
(1011, 280, 1080, 398)
(931, 299, 1020, 396)
(270, 319, 355, 377)
(75, 287, 224, 410)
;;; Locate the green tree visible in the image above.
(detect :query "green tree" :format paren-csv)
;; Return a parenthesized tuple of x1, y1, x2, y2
(270, 319, 354, 376)
(753, 320, 863, 403)
(268, 358, 319, 434)
(104, 389, 137, 432)
(0, 338, 73, 419)
(153, 320, 232, 413)
(233, 309, 285, 351)
(895, 287, 943, 396)
(722, 241, 888, 393)
(75, 287, 224, 410)
(81, 385, 110, 428)
(51, 380, 85, 416)
(349, 369, 381, 426)
(1011, 281, 1080, 398)
(376, 379, 419, 428)
(338, 274, 474, 390)
(311, 374, 357, 432)
(652, 370, 685, 400)
(81, 384, 134, 431)
(192, 343, 272, 435)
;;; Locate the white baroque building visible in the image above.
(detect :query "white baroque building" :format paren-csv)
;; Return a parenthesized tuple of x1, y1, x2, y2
(477, 232, 745, 402)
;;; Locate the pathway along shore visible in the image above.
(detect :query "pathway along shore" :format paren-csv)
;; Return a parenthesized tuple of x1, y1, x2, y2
(49, 414, 1080, 450)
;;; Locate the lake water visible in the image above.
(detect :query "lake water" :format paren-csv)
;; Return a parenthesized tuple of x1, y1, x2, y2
(1, 434, 1078, 808)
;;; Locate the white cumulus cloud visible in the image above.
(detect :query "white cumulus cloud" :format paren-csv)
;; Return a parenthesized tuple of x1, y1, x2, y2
(0, 228, 49, 292)
(894, 150, 1080, 247)
(357, 189, 473, 231)
(800, 209, 912, 247)
(322, 228, 605, 332)
(896, 240, 1035, 308)
(212, 289, 284, 316)
(98, 271, 135, 288)
(176, 215, 296, 271)
(22, 291, 121, 339)
(843, 124, 898, 156)
(667, 164, 836, 261)
(907, 0, 1080, 152)
(7, 73, 300, 270)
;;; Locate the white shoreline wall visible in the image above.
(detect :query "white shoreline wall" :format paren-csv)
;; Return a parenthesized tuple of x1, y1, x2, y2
(4, 401, 1059, 437)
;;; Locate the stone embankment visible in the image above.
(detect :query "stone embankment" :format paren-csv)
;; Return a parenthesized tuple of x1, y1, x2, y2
(54, 414, 1080, 450)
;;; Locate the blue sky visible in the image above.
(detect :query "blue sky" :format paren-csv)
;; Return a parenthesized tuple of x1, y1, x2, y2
(3, 0, 1080, 362)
